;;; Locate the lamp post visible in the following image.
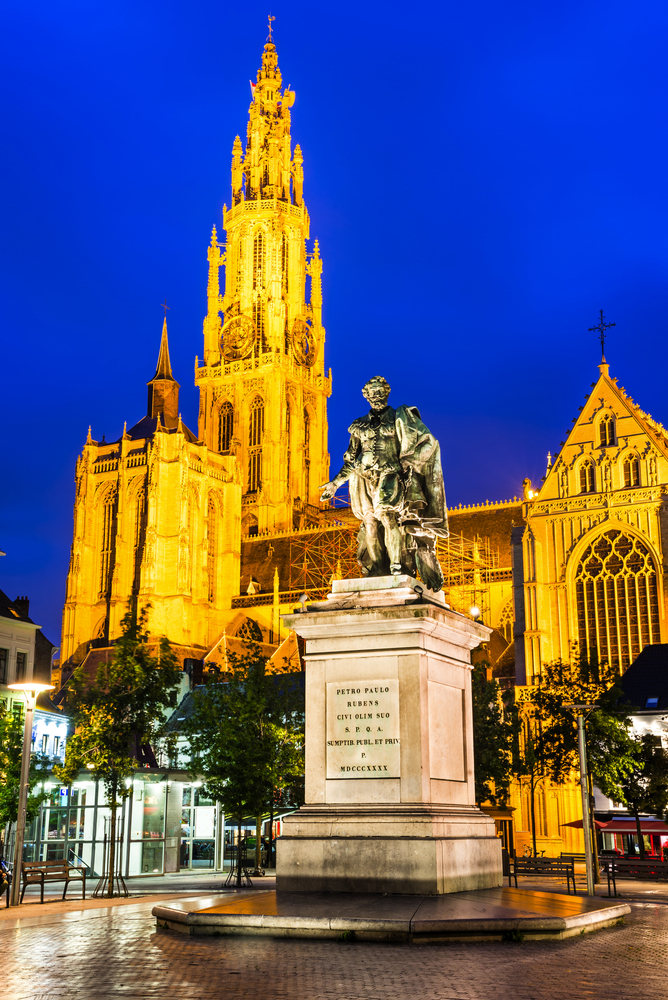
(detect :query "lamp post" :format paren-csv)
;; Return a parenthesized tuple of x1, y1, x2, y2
(564, 703, 596, 896)
(6, 681, 55, 906)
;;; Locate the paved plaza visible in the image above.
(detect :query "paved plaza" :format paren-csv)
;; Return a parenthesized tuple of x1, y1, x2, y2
(0, 890, 667, 1000)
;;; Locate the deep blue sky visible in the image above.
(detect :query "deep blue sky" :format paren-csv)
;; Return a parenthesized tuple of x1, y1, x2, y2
(2, 1, 668, 644)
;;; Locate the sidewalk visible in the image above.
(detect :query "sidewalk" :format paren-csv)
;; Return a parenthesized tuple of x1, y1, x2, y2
(0, 869, 278, 918)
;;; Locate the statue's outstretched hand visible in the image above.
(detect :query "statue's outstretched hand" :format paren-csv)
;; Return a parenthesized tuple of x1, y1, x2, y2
(320, 481, 337, 501)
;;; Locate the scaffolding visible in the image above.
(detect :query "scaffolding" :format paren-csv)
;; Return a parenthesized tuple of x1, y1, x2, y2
(437, 532, 499, 621)
(287, 521, 499, 619)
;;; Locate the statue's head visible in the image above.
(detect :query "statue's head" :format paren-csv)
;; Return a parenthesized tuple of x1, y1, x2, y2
(362, 376, 391, 410)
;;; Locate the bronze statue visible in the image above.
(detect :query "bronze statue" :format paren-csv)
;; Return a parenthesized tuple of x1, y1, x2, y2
(320, 376, 448, 591)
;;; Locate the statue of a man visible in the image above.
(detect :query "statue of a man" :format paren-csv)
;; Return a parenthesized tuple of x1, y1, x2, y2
(320, 376, 448, 591)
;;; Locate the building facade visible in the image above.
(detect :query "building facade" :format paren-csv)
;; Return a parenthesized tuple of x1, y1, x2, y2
(514, 356, 668, 686)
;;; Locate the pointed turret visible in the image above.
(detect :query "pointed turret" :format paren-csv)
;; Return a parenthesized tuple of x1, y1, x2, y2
(147, 318, 180, 427)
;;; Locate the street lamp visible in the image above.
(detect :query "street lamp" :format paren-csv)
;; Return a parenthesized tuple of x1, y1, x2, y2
(6, 681, 55, 906)
(563, 703, 597, 896)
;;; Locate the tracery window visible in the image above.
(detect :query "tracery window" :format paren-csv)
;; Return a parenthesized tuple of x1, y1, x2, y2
(304, 408, 311, 498)
(575, 529, 660, 671)
(281, 233, 289, 295)
(623, 454, 640, 488)
(252, 300, 265, 351)
(286, 403, 291, 490)
(252, 232, 265, 291)
(599, 413, 616, 447)
(247, 395, 264, 493)
(132, 487, 147, 595)
(218, 401, 234, 453)
(498, 600, 514, 645)
(207, 498, 216, 603)
(237, 617, 263, 642)
(99, 489, 117, 596)
(579, 460, 595, 494)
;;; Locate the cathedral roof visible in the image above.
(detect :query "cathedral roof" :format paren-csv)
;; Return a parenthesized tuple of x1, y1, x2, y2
(123, 414, 197, 443)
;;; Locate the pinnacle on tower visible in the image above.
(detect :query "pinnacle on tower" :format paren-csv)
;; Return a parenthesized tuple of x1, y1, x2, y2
(147, 317, 180, 427)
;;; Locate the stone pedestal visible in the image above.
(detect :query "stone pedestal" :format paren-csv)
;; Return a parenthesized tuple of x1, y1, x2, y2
(276, 576, 503, 895)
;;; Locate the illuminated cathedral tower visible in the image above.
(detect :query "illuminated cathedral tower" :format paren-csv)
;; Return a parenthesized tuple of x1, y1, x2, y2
(60, 35, 331, 671)
(196, 39, 331, 535)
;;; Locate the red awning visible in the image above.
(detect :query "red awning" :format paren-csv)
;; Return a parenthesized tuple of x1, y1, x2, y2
(562, 819, 609, 831)
(603, 820, 668, 835)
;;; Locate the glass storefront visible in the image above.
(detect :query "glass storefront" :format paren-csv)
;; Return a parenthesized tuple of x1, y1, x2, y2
(16, 772, 227, 877)
(180, 785, 217, 869)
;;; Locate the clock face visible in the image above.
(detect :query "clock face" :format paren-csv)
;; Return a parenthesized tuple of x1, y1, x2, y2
(221, 315, 256, 361)
(292, 317, 316, 367)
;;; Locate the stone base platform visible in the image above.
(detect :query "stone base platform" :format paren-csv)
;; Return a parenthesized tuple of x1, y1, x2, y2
(153, 888, 630, 943)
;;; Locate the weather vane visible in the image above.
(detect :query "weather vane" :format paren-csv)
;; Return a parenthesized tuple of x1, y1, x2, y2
(588, 309, 615, 361)
(161, 299, 170, 318)
(267, 13, 275, 42)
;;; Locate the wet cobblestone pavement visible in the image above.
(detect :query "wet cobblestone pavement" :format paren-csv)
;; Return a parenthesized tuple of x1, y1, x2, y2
(1, 898, 665, 999)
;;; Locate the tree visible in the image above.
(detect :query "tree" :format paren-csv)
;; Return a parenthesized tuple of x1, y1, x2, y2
(56, 605, 181, 896)
(184, 641, 304, 886)
(517, 653, 637, 858)
(618, 733, 668, 859)
(471, 660, 519, 806)
(0, 705, 49, 854)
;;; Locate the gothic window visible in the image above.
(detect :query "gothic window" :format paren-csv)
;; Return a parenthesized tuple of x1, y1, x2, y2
(286, 402, 291, 490)
(237, 617, 263, 642)
(218, 401, 234, 453)
(132, 488, 147, 595)
(252, 299, 265, 351)
(235, 243, 243, 293)
(599, 413, 616, 447)
(99, 489, 117, 596)
(303, 409, 310, 451)
(623, 454, 640, 488)
(575, 529, 660, 671)
(304, 408, 311, 499)
(207, 498, 216, 603)
(281, 233, 289, 295)
(252, 232, 265, 291)
(579, 460, 595, 494)
(498, 600, 514, 645)
(247, 395, 264, 493)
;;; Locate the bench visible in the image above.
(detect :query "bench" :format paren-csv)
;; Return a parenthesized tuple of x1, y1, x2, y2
(560, 852, 587, 863)
(602, 858, 668, 897)
(509, 857, 576, 894)
(20, 861, 86, 904)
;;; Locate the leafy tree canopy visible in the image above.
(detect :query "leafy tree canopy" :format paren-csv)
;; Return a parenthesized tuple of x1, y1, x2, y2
(184, 642, 304, 832)
(471, 660, 519, 806)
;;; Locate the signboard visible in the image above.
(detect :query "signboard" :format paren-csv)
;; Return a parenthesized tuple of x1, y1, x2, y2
(326, 679, 400, 778)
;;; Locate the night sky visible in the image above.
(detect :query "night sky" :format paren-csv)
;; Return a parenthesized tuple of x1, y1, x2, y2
(2, 1, 668, 645)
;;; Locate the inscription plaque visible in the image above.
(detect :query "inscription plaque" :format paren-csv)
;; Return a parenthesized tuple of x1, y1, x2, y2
(326, 679, 400, 778)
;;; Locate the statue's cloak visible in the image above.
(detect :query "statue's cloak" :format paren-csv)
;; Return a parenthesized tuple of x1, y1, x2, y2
(338, 405, 447, 533)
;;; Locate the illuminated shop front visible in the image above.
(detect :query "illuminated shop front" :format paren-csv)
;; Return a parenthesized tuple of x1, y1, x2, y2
(15, 770, 226, 877)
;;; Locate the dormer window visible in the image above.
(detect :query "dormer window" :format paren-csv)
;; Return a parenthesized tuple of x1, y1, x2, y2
(623, 454, 640, 488)
(599, 413, 616, 447)
(579, 460, 595, 494)
(646, 697, 659, 709)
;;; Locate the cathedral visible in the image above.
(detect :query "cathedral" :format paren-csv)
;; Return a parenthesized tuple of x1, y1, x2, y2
(59, 34, 668, 855)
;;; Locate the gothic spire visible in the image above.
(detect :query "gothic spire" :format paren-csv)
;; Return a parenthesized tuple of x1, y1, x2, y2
(147, 317, 180, 427)
(153, 317, 176, 381)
